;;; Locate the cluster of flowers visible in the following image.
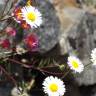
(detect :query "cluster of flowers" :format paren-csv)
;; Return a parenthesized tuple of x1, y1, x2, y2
(2, 1, 86, 93)
(42, 48, 96, 96)
(42, 55, 84, 96)
(11, 55, 84, 96)
(13, 4, 42, 29)
(3, 0, 96, 96)
(0, 0, 42, 55)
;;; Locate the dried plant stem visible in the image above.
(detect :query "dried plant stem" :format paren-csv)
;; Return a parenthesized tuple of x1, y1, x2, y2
(61, 69, 70, 79)
(3, 2, 13, 17)
(0, 65, 17, 86)
(27, 79, 35, 90)
(0, 20, 12, 33)
(84, 62, 92, 68)
(0, 16, 13, 22)
(8, 58, 64, 76)
(0, 0, 10, 19)
(39, 68, 64, 76)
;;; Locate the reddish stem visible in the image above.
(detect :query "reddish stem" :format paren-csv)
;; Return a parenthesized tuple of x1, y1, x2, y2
(8, 58, 64, 76)
(0, 65, 17, 86)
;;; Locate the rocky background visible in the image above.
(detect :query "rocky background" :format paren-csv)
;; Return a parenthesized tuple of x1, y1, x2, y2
(52, 0, 96, 96)
(49, 0, 96, 86)
(46, 0, 96, 96)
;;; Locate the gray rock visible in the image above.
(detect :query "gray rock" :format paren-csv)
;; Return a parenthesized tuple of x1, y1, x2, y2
(55, 5, 96, 85)
(34, 0, 60, 53)
(69, 12, 96, 85)
(83, 0, 96, 6)
(0, 0, 5, 4)
(59, 7, 85, 54)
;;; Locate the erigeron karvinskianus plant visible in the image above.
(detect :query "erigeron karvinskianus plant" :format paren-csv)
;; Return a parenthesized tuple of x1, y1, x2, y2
(0, 0, 91, 96)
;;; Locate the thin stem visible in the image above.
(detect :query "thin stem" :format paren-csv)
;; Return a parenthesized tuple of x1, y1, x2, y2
(84, 62, 92, 68)
(3, 2, 13, 17)
(61, 69, 70, 79)
(0, 65, 17, 86)
(8, 58, 37, 69)
(8, 58, 64, 76)
(0, 0, 10, 19)
(27, 78, 35, 90)
(0, 20, 12, 33)
(39, 68, 64, 76)
(0, 16, 13, 22)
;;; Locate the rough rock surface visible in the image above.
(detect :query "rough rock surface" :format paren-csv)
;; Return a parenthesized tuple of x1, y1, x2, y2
(74, 13, 96, 85)
(49, 0, 96, 85)
(34, 0, 60, 53)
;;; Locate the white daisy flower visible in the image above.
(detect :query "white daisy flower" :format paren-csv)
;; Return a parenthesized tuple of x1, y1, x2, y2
(67, 56, 84, 73)
(21, 6, 42, 28)
(42, 76, 66, 96)
(91, 48, 96, 65)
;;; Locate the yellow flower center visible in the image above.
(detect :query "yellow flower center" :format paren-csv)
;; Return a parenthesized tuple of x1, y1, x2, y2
(72, 60, 79, 68)
(27, 12, 36, 21)
(49, 83, 58, 92)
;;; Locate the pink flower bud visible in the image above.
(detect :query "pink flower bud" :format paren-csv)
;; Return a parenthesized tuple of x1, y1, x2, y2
(0, 39, 10, 49)
(5, 27, 16, 36)
(24, 33, 39, 51)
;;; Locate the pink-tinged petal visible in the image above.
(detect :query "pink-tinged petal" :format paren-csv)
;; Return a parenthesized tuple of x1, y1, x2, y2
(21, 20, 30, 29)
(0, 39, 10, 49)
(5, 27, 16, 36)
(24, 33, 39, 51)
(13, 7, 23, 22)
